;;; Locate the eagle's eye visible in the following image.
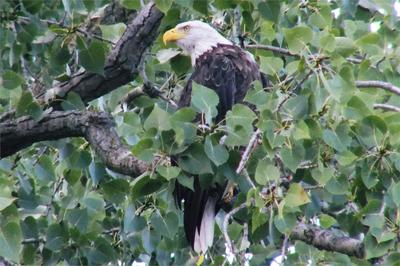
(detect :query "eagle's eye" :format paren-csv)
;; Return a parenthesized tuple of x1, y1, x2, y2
(182, 25, 190, 32)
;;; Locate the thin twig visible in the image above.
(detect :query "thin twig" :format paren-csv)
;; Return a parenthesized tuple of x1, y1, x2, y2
(239, 222, 250, 264)
(22, 238, 45, 244)
(356, 80, 400, 96)
(223, 202, 247, 256)
(373, 103, 400, 112)
(236, 129, 261, 174)
(280, 235, 289, 264)
(298, 161, 318, 169)
(245, 44, 364, 66)
(233, 6, 243, 48)
(102, 227, 120, 235)
(18, 16, 115, 45)
(46, 176, 64, 216)
(246, 44, 296, 57)
(76, 28, 116, 45)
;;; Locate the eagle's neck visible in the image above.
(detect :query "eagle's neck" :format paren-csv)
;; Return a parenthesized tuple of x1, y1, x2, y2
(178, 36, 232, 66)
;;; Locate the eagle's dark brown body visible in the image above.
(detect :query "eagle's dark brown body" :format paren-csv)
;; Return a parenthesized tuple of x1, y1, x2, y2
(178, 44, 264, 121)
(173, 44, 267, 252)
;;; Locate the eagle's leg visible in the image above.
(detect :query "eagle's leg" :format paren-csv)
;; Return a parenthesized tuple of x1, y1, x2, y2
(222, 180, 237, 203)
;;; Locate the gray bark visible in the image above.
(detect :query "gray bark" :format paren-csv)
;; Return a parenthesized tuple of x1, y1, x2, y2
(0, 110, 148, 176)
(291, 222, 364, 258)
(42, 2, 163, 105)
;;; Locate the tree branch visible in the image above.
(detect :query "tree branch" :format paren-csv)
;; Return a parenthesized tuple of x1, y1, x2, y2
(373, 103, 400, 112)
(291, 222, 364, 258)
(245, 44, 364, 65)
(223, 202, 247, 257)
(0, 110, 148, 176)
(42, 2, 163, 105)
(356, 80, 400, 96)
(236, 129, 261, 175)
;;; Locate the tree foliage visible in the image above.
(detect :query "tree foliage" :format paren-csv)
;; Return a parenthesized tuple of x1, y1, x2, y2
(1, 0, 400, 265)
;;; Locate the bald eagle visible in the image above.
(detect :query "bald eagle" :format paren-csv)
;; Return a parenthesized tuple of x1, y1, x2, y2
(163, 20, 267, 253)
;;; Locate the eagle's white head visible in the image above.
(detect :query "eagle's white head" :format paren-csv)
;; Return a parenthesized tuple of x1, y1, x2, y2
(163, 20, 232, 65)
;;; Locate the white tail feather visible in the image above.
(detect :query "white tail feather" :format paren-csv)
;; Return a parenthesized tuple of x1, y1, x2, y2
(194, 197, 216, 253)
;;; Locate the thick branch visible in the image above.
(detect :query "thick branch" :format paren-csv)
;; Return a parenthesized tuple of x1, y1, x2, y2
(43, 2, 163, 105)
(0, 110, 148, 176)
(291, 222, 364, 258)
(356, 80, 400, 96)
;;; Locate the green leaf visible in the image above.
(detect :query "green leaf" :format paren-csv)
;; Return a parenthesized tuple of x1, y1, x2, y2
(191, 82, 219, 125)
(284, 183, 310, 208)
(193, 0, 208, 15)
(390, 182, 400, 207)
(319, 214, 337, 229)
(225, 104, 256, 147)
(204, 136, 229, 166)
(325, 175, 349, 195)
(0, 186, 15, 211)
(22, 0, 43, 13)
(144, 104, 172, 131)
(323, 129, 346, 152)
(362, 214, 385, 229)
(177, 174, 194, 191)
(16, 91, 42, 120)
(260, 21, 276, 42)
(178, 143, 213, 175)
(260, 56, 283, 76)
(334, 37, 357, 57)
(283, 25, 313, 53)
(170, 54, 191, 75)
(280, 145, 304, 172)
(214, 0, 237, 10)
(311, 167, 334, 186)
(244, 81, 269, 108)
(80, 40, 106, 75)
(258, 1, 280, 23)
(292, 120, 311, 140)
(99, 23, 126, 44)
(87, 237, 118, 265)
(274, 213, 296, 234)
(131, 138, 156, 162)
(170, 107, 197, 145)
(81, 191, 105, 219)
(131, 175, 165, 200)
(102, 179, 130, 204)
(61, 91, 85, 110)
(255, 160, 279, 186)
(151, 212, 179, 239)
(120, 0, 141, 9)
(156, 165, 181, 180)
(0, 222, 22, 262)
(252, 208, 268, 233)
(45, 224, 68, 251)
(65, 208, 89, 232)
(365, 232, 394, 259)
(155, 0, 172, 13)
(284, 95, 308, 120)
(2, 70, 24, 89)
(34, 155, 56, 184)
(156, 48, 181, 64)
(336, 151, 357, 166)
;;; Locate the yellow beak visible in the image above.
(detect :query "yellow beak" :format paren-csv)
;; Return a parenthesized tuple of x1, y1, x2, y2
(163, 28, 185, 45)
